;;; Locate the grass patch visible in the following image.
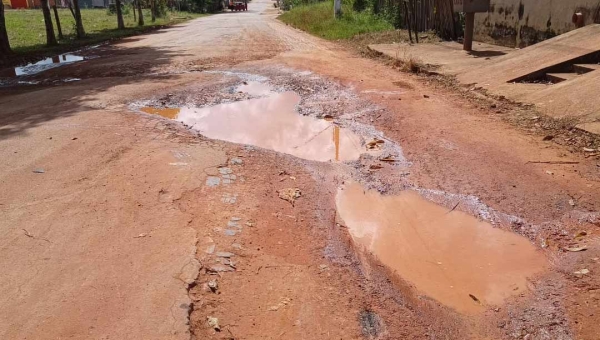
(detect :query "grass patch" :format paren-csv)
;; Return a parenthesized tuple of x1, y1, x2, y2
(278, 1, 392, 40)
(5, 8, 206, 53)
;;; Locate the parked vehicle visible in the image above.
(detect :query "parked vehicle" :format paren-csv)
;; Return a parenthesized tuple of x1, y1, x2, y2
(226, 0, 246, 11)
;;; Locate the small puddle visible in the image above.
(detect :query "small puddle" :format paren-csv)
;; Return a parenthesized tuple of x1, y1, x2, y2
(140, 92, 364, 162)
(0, 54, 84, 78)
(336, 183, 547, 314)
(140, 107, 180, 119)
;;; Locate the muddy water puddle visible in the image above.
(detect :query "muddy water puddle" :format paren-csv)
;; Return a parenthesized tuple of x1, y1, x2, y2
(140, 92, 363, 162)
(336, 183, 547, 314)
(0, 54, 85, 78)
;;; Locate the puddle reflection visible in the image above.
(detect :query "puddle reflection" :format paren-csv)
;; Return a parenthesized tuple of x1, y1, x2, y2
(140, 92, 363, 162)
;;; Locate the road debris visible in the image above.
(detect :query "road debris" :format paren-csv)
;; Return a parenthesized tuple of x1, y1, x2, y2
(278, 188, 301, 206)
(33, 169, 45, 174)
(207, 316, 221, 331)
(205, 244, 216, 254)
(207, 264, 235, 273)
(366, 138, 385, 150)
(574, 269, 590, 276)
(469, 294, 481, 304)
(207, 279, 218, 292)
(216, 252, 235, 258)
(447, 201, 460, 214)
(563, 245, 587, 252)
(224, 229, 238, 236)
(218, 167, 233, 175)
(206, 176, 221, 187)
(525, 160, 579, 165)
(230, 157, 243, 165)
(268, 297, 291, 311)
(22, 229, 51, 243)
(133, 233, 147, 238)
(583, 148, 596, 152)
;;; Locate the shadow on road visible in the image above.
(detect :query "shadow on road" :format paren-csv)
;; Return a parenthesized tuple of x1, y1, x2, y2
(0, 44, 191, 140)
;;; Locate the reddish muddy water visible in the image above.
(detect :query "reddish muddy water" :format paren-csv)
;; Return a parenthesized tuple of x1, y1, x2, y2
(336, 183, 547, 314)
(140, 92, 364, 162)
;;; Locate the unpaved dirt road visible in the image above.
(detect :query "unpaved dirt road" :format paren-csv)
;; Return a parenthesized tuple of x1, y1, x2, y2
(1, 1, 600, 339)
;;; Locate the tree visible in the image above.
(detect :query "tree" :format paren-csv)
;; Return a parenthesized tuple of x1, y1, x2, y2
(0, 1, 11, 57)
(52, 2, 64, 40)
(151, 0, 156, 22)
(115, 0, 125, 29)
(353, 0, 366, 12)
(41, 0, 58, 46)
(68, 0, 85, 39)
(137, 0, 145, 26)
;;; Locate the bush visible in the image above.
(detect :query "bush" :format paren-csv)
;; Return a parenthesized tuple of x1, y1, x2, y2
(279, 0, 393, 40)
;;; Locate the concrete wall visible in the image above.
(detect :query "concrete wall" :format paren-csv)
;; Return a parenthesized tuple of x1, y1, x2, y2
(475, 0, 600, 47)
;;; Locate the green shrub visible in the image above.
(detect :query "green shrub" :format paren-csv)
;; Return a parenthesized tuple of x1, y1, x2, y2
(279, 0, 393, 40)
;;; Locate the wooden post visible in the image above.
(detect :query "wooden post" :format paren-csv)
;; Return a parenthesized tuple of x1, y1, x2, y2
(404, 1, 413, 43)
(463, 11, 474, 51)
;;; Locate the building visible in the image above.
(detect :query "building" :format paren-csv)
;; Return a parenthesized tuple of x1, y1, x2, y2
(476, 0, 600, 47)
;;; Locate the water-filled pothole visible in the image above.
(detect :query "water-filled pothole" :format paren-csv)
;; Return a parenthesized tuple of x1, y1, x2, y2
(140, 91, 364, 162)
(0, 54, 85, 78)
(336, 183, 547, 314)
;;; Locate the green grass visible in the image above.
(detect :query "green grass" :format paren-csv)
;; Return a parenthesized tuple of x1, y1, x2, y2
(5, 8, 206, 53)
(278, 1, 392, 40)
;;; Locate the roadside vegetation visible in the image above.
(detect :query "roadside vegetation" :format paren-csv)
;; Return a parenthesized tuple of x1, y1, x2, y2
(279, 0, 392, 40)
(279, 0, 460, 43)
(5, 8, 205, 53)
(0, 0, 223, 64)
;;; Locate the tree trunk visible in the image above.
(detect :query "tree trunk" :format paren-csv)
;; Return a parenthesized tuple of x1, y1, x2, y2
(41, 0, 58, 46)
(0, 1, 11, 57)
(404, 1, 413, 43)
(137, 0, 144, 26)
(133, 0, 136, 22)
(151, 0, 156, 22)
(115, 0, 125, 29)
(52, 4, 64, 39)
(410, 0, 419, 43)
(72, 0, 85, 39)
